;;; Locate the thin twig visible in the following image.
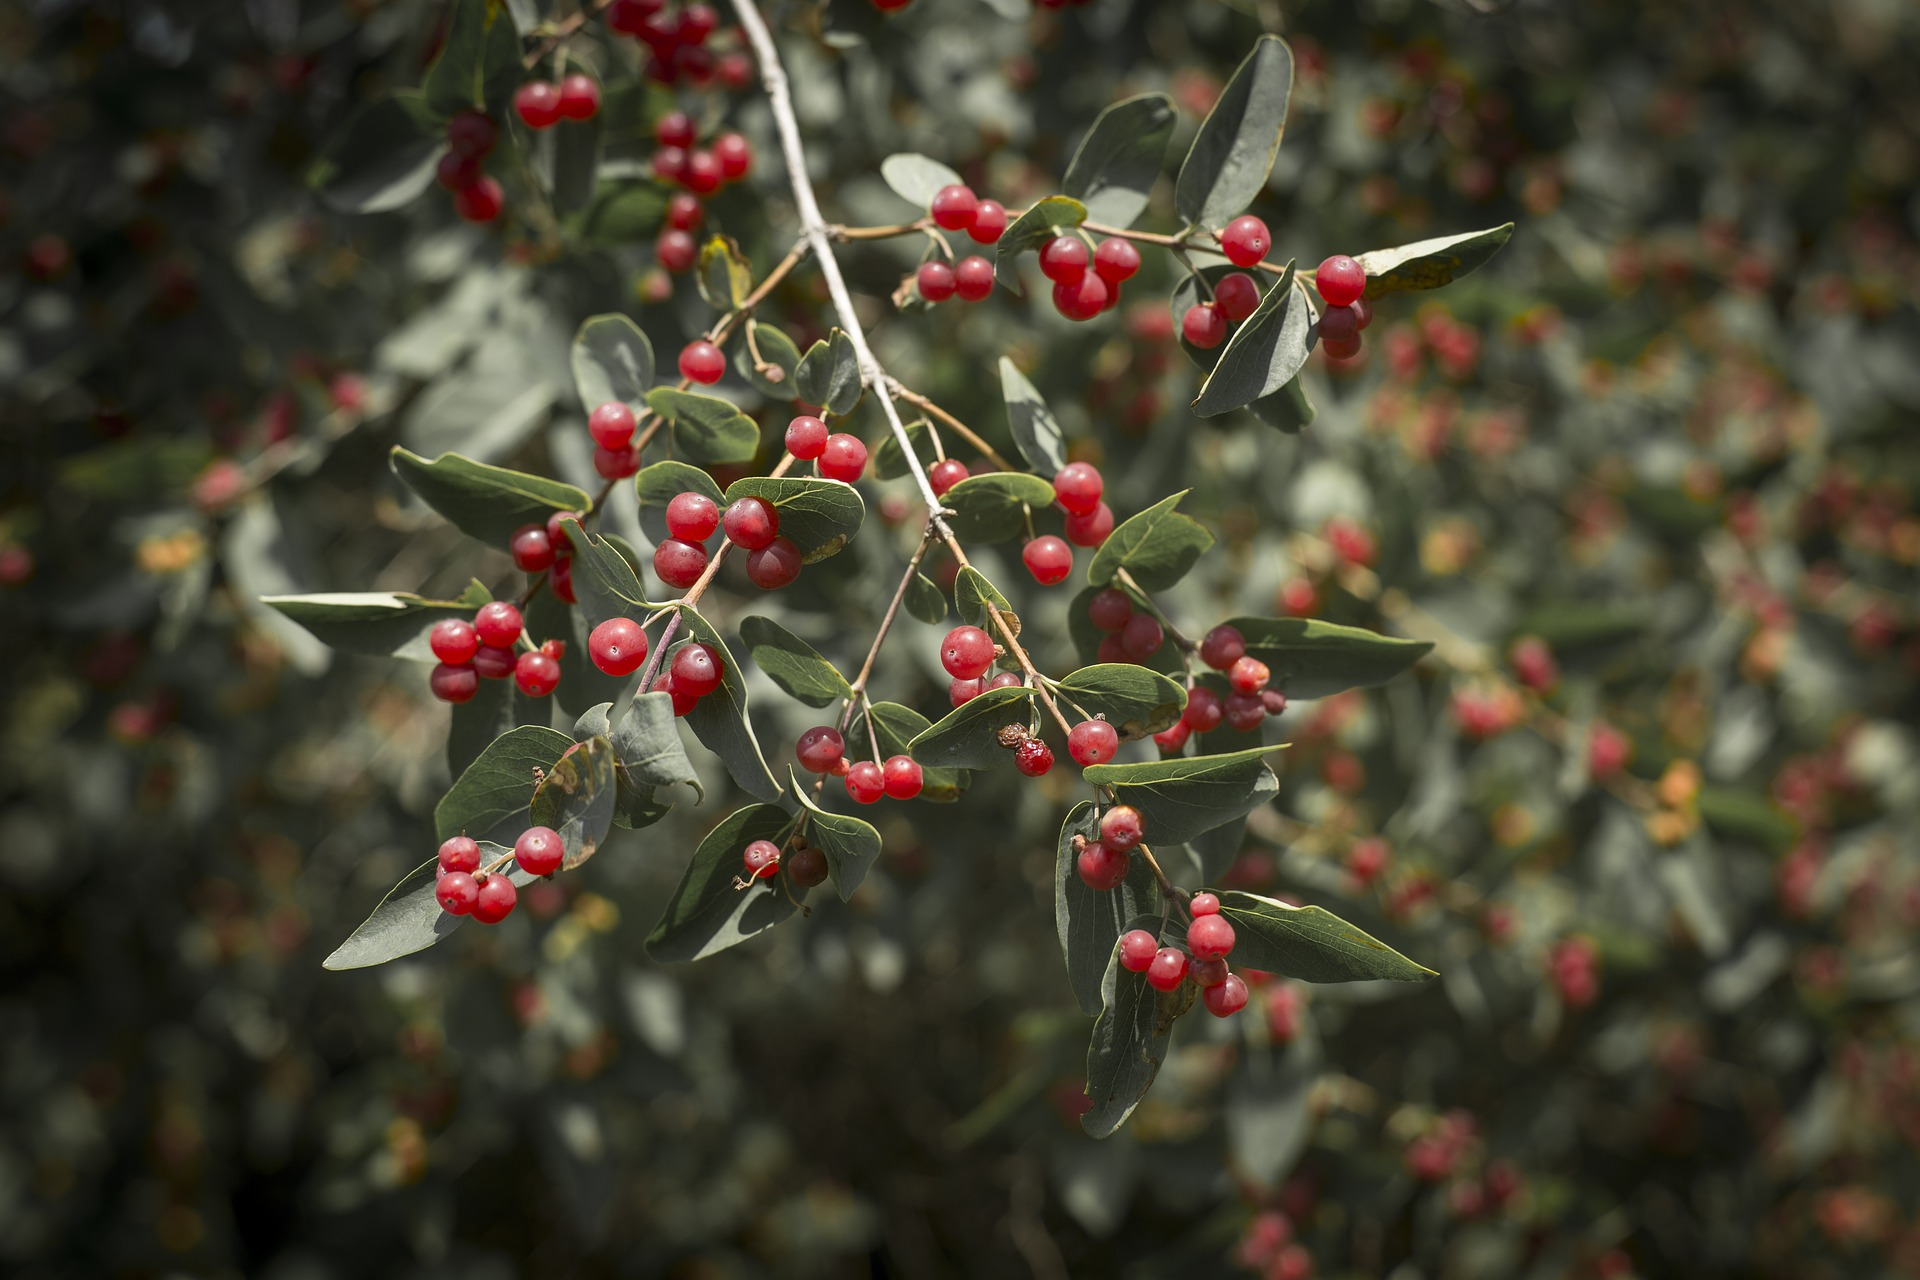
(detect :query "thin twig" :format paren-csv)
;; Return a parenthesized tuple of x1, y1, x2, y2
(889, 382, 1021, 473)
(522, 0, 617, 69)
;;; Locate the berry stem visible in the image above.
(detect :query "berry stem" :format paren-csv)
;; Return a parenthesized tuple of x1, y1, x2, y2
(884, 386, 1016, 475)
(636, 612, 680, 694)
(830, 217, 934, 241)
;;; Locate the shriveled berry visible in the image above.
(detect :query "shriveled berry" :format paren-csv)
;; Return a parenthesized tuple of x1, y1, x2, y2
(665, 492, 719, 542)
(819, 434, 867, 483)
(654, 538, 708, 589)
(557, 74, 601, 121)
(472, 645, 516, 680)
(651, 672, 697, 715)
(1039, 235, 1089, 284)
(1145, 947, 1188, 992)
(882, 755, 923, 800)
(539, 638, 566, 661)
(1182, 302, 1228, 349)
(1076, 840, 1130, 890)
(1189, 956, 1230, 988)
(1261, 689, 1288, 716)
(721, 496, 778, 550)
(1014, 738, 1054, 777)
(670, 642, 723, 696)
(929, 458, 969, 496)
(589, 401, 637, 449)
(1099, 805, 1144, 852)
(593, 445, 641, 479)
(941, 626, 996, 679)
(786, 846, 828, 888)
(916, 260, 956, 303)
(1119, 612, 1163, 661)
(1215, 272, 1261, 323)
(431, 663, 479, 703)
(514, 651, 561, 697)
(439, 835, 482, 875)
(431, 618, 480, 665)
(515, 81, 562, 129)
(1068, 719, 1119, 766)
(1064, 501, 1114, 547)
(785, 415, 828, 459)
(1220, 215, 1271, 267)
(742, 838, 782, 880)
(1119, 929, 1160, 972)
(471, 873, 517, 924)
(656, 228, 696, 272)
(437, 871, 480, 915)
(474, 601, 524, 648)
(1203, 974, 1250, 1017)
(514, 825, 564, 876)
(796, 726, 845, 773)
(1315, 254, 1366, 307)
(931, 184, 978, 231)
(452, 177, 504, 223)
(511, 523, 556, 572)
(967, 200, 1008, 244)
(1190, 892, 1220, 916)
(1229, 655, 1272, 695)
(1093, 238, 1141, 284)
(713, 131, 750, 180)
(679, 340, 725, 384)
(1154, 720, 1191, 753)
(844, 760, 885, 804)
(744, 537, 801, 589)
(1200, 624, 1246, 670)
(1087, 588, 1133, 633)
(588, 617, 649, 676)
(1052, 272, 1109, 321)
(954, 255, 995, 300)
(948, 676, 987, 707)
(1188, 912, 1236, 960)
(1225, 691, 1266, 732)
(1022, 535, 1072, 585)
(1053, 461, 1103, 516)
(1183, 686, 1224, 732)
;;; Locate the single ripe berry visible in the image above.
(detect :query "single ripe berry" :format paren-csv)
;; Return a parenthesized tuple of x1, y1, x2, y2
(656, 229, 697, 273)
(721, 496, 778, 550)
(588, 617, 649, 676)
(557, 74, 601, 121)
(928, 458, 969, 496)
(510, 523, 556, 572)
(786, 846, 828, 889)
(437, 871, 480, 915)
(679, 149, 720, 194)
(1220, 215, 1271, 268)
(786, 415, 828, 459)
(1119, 929, 1160, 972)
(1190, 892, 1220, 916)
(1189, 956, 1230, 988)
(1153, 720, 1191, 753)
(745, 537, 802, 589)
(549, 557, 578, 603)
(1119, 612, 1163, 661)
(941, 625, 995, 679)
(845, 760, 886, 804)
(948, 676, 987, 707)
(430, 618, 479, 665)
(742, 839, 782, 880)
(666, 191, 704, 231)
(593, 445, 641, 480)
(954, 256, 995, 301)
(546, 510, 581, 553)
(916, 260, 957, 303)
(431, 663, 479, 703)
(679, 340, 725, 384)
(651, 672, 697, 716)
(1318, 303, 1360, 346)
(1262, 689, 1288, 717)
(539, 637, 566, 661)
(1351, 296, 1373, 330)
(1039, 235, 1089, 284)
(1145, 947, 1188, 992)
(1077, 839, 1130, 890)
(1225, 691, 1265, 732)
(514, 825, 564, 876)
(1068, 719, 1119, 766)
(670, 642, 723, 697)
(1099, 805, 1144, 852)
(1182, 686, 1224, 732)
(1321, 333, 1362, 362)
(1093, 238, 1141, 284)
(1052, 461, 1103, 516)
(474, 601, 523, 648)
(471, 873, 517, 924)
(1022, 535, 1072, 585)
(472, 645, 516, 680)
(665, 492, 720, 542)
(515, 81, 562, 129)
(446, 109, 498, 159)
(653, 538, 708, 589)
(968, 200, 1008, 244)
(439, 835, 482, 875)
(795, 725, 845, 773)
(882, 755, 923, 800)
(1063, 501, 1114, 547)
(1315, 254, 1367, 307)
(930, 184, 978, 231)
(654, 110, 696, 149)
(1052, 272, 1109, 321)
(1014, 738, 1054, 777)
(713, 131, 751, 180)
(1200, 624, 1246, 670)
(1182, 302, 1228, 349)
(1215, 272, 1261, 323)
(514, 651, 561, 698)
(819, 434, 867, 483)
(1229, 655, 1272, 695)
(589, 401, 636, 449)
(1097, 635, 1127, 664)
(452, 177, 504, 223)
(1188, 912, 1235, 960)
(1087, 588, 1133, 633)
(651, 146, 689, 183)
(1203, 974, 1250, 1017)
(987, 672, 1024, 691)
(435, 151, 481, 191)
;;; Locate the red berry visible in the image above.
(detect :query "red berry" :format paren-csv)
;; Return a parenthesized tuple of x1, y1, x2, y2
(656, 228, 697, 273)
(743, 838, 781, 880)
(1039, 235, 1089, 284)
(431, 662, 479, 703)
(721, 496, 778, 550)
(1052, 272, 1109, 321)
(1087, 588, 1133, 633)
(845, 760, 886, 804)
(546, 510, 581, 552)
(786, 846, 828, 887)
(651, 672, 698, 715)
(655, 111, 695, 149)
(651, 145, 689, 182)
(539, 637, 567, 661)
(785, 415, 828, 459)
(515, 82, 561, 129)
(1220, 215, 1271, 268)
(510, 523, 556, 572)
(430, 618, 480, 665)
(670, 642, 723, 696)
(954, 256, 995, 301)
(514, 825, 564, 876)
(1099, 805, 1143, 852)
(654, 538, 708, 589)
(713, 131, 750, 180)
(1225, 692, 1266, 732)
(452, 177, 504, 223)
(1052, 461, 1103, 516)
(438, 836, 482, 876)
(745, 537, 802, 589)
(1509, 635, 1558, 692)
(589, 401, 637, 449)
(717, 51, 754, 90)
(882, 755, 923, 800)
(1119, 929, 1159, 972)
(1351, 296, 1373, 330)
(1064, 501, 1114, 547)
(1068, 719, 1119, 766)
(1229, 656, 1271, 695)
(1315, 254, 1366, 307)
(437, 871, 480, 915)
(928, 458, 969, 496)
(986, 672, 1024, 691)
(435, 151, 481, 191)
(446, 109, 497, 159)
(948, 676, 987, 707)
(679, 340, 725, 384)
(1189, 956, 1229, 987)
(941, 625, 996, 679)
(557, 74, 600, 121)
(1261, 689, 1288, 717)
(1119, 612, 1163, 661)
(679, 3, 718, 42)
(1093, 238, 1141, 284)
(474, 601, 523, 648)
(1321, 334, 1362, 362)
(1182, 302, 1228, 349)
(666, 191, 704, 231)
(471, 873, 517, 924)
(1200, 625, 1246, 670)
(472, 645, 516, 680)
(1190, 892, 1220, 916)
(819, 434, 867, 482)
(1153, 720, 1191, 753)
(1022, 535, 1072, 585)
(1346, 837, 1390, 885)
(588, 617, 649, 676)
(1318, 303, 1360, 345)
(683, 149, 721, 194)
(592, 445, 641, 480)
(1014, 738, 1054, 777)
(1145, 947, 1188, 991)
(1188, 912, 1235, 960)
(796, 726, 846, 773)
(916, 260, 956, 303)
(1209, 276, 1258, 327)
(514, 651, 560, 697)
(930, 184, 978, 231)
(665, 491, 719, 542)
(1203, 973, 1250, 1016)
(1077, 840, 1130, 890)
(1097, 634, 1129, 665)
(1182, 686, 1224, 732)
(968, 200, 1008, 244)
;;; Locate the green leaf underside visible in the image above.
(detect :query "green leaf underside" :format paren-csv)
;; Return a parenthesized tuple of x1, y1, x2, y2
(736, 323, 802, 401)
(680, 609, 783, 803)
(310, 92, 442, 214)
(869, 702, 967, 802)
(562, 520, 657, 627)
(434, 725, 576, 845)
(1086, 490, 1214, 591)
(739, 615, 851, 707)
(1055, 664, 1186, 740)
(880, 152, 964, 210)
(646, 388, 761, 465)
(571, 313, 655, 416)
(1055, 803, 1165, 1015)
(944, 472, 1057, 543)
(1175, 35, 1294, 231)
(390, 448, 591, 547)
(1082, 746, 1279, 845)
(1225, 616, 1433, 700)
(908, 685, 1035, 770)
(1193, 262, 1313, 417)
(905, 573, 948, 624)
(1218, 891, 1437, 983)
(323, 853, 543, 971)
(795, 329, 862, 417)
(995, 196, 1088, 290)
(788, 767, 882, 900)
(646, 804, 796, 962)
(262, 591, 477, 661)
(1062, 93, 1177, 230)
(420, 0, 496, 117)
(1083, 944, 1196, 1138)
(697, 235, 754, 311)
(954, 566, 1016, 634)
(999, 358, 1069, 477)
(1355, 223, 1514, 298)
(529, 736, 619, 870)
(724, 475, 864, 563)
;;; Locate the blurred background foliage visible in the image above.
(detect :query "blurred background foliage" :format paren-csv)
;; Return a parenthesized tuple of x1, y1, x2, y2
(4, 0, 1920, 1277)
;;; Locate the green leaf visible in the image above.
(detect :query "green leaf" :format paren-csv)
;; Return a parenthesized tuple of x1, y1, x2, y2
(735, 323, 802, 401)
(1250, 375, 1316, 434)
(945, 472, 1056, 543)
(646, 388, 760, 464)
(1192, 262, 1314, 417)
(1511, 601, 1649, 647)
(872, 418, 939, 480)
(788, 767, 882, 900)
(309, 92, 443, 214)
(1217, 891, 1437, 983)
(578, 181, 670, 246)
(905, 573, 947, 625)
(1697, 786, 1796, 853)
(794, 330, 862, 417)
(954, 566, 1017, 635)
(869, 702, 967, 802)
(999, 358, 1068, 477)
(526, 583, 630, 715)
(434, 724, 577, 845)
(995, 196, 1088, 289)
(421, 0, 511, 118)
(446, 677, 543, 780)
(570, 314, 655, 417)
(1175, 35, 1294, 231)
(680, 609, 783, 802)
(646, 804, 797, 962)
(551, 107, 600, 214)
(635, 460, 724, 546)
(879, 152, 963, 209)
(1083, 746, 1278, 845)
(723, 475, 864, 563)
(1055, 802, 1165, 1014)
(528, 736, 619, 869)
(613, 690, 702, 796)
(908, 685, 1034, 770)
(1189, 816, 1249, 883)
(561, 520, 657, 626)
(1226, 616, 1433, 699)
(1054, 664, 1185, 740)
(1062, 92, 1176, 229)
(1083, 944, 1195, 1138)
(322, 853, 542, 970)
(739, 616, 851, 707)
(262, 591, 477, 661)
(1354, 223, 1514, 299)
(1086, 490, 1214, 591)
(572, 703, 613, 743)
(696, 234, 753, 311)
(390, 447, 591, 547)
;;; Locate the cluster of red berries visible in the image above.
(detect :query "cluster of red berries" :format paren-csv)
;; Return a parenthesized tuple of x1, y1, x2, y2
(435, 109, 506, 224)
(1083, 588, 1166, 664)
(739, 838, 828, 888)
(585, 399, 643, 480)
(434, 827, 562, 923)
(793, 724, 925, 804)
(1450, 683, 1526, 740)
(427, 601, 565, 703)
(606, 0, 744, 86)
(1152, 625, 1289, 753)
(1037, 232, 1142, 322)
(1310, 255, 1373, 361)
(1113, 887, 1251, 1018)
(1026, 461, 1112, 584)
(511, 75, 601, 131)
(910, 184, 1005, 305)
(506, 509, 584, 603)
(658, 488, 802, 591)
(784, 413, 868, 483)
(646, 640, 725, 715)
(648, 111, 753, 199)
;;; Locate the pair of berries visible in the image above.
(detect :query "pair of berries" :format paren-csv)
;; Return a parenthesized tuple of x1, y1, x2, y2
(437, 109, 505, 224)
(656, 489, 802, 591)
(1037, 234, 1139, 321)
(427, 601, 563, 703)
(1312, 255, 1373, 362)
(1050, 460, 1114, 548)
(432, 827, 559, 923)
(783, 414, 869, 483)
(1085, 588, 1167, 665)
(650, 113, 753, 196)
(927, 184, 1008, 244)
(740, 838, 828, 887)
(585, 400, 643, 479)
(793, 725, 926, 802)
(504, 509, 583, 601)
(1181, 272, 1263, 349)
(655, 193, 707, 272)
(1117, 894, 1248, 1016)
(1074, 804, 1146, 890)
(648, 640, 725, 716)
(512, 75, 601, 130)
(915, 256, 996, 305)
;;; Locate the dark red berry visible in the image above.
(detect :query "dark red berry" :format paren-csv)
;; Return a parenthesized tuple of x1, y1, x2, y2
(1200, 624, 1246, 670)
(819, 434, 867, 483)
(1099, 805, 1143, 852)
(1052, 461, 1103, 516)
(670, 642, 723, 696)
(1068, 719, 1119, 766)
(557, 74, 600, 121)
(1077, 840, 1130, 890)
(796, 726, 845, 773)
(1022, 535, 1072, 585)
(431, 618, 480, 665)
(1153, 720, 1191, 753)
(514, 651, 560, 697)
(786, 415, 828, 459)
(1220, 215, 1271, 268)
(968, 200, 1008, 244)
(1262, 689, 1288, 716)
(786, 845, 828, 888)
(948, 677, 987, 707)
(721, 496, 778, 550)
(452, 177, 504, 223)
(588, 617, 649, 676)
(1064, 501, 1114, 547)
(1097, 634, 1128, 664)
(882, 755, 923, 800)
(916, 260, 956, 303)
(1093, 238, 1141, 284)
(515, 82, 561, 129)
(1182, 686, 1224, 732)
(474, 601, 523, 648)
(713, 131, 750, 180)
(1188, 912, 1235, 960)
(654, 538, 708, 588)
(651, 672, 697, 715)
(954, 256, 995, 301)
(1351, 296, 1373, 330)
(1224, 691, 1265, 732)
(551, 559, 578, 608)
(1229, 655, 1271, 694)
(437, 871, 480, 915)
(1014, 738, 1054, 777)
(431, 663, 479, 703)
(1203, 974, 1249, 1016)
(1145, 947, 1188, 991)
(987, 672, 1024, 692)
(745, 537, 802, 589)
(717, 51, 754, 91)
(742, 838, 781, 880)
(665, 491, 720, 542)
(1318, 303, 1360, 345)
(656, 229, 697, 273)
(1189, 956, 1230, 987)
(930, 184, 978, 231)
(472, 645, 516, 680)
(1215, 272, 1261, 323)
(1039, 235, 1089, 284)
(589, 401, 637, 449)
(1052, 272, 1109, 321)
(593, 445, 641, 480)
(514, 825, 564, 876)
(1120, 929, 1159, 972)
(928, 458, 969, 495)
(679, 340, 725, 384)
(845, 760, 885, 804)
(1182, 302, 1228, 349)
(511, 523, 556, 572)
(471, 873, 517, 924)
(446, 109, 498, 159)
(1315, 254, 1366, 307)
(435, 151, 481, 191)
(941, 626, 995, 679)
(1087, 588, 1133, 633)
(1119, 612, 1163, 661)
(1321, 333, 1362, 362)
(678, 3, 718, 41)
